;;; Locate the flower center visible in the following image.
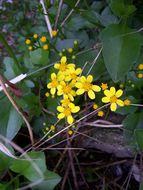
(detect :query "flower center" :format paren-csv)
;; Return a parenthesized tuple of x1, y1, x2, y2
(71, 73, 77, 79)
(59, 63, 67, 72)
(110, 95, 117, 103)
(64, 107, 71, 116)
(51, 79, 58, 87)
(63, 85, 71, 94)
(83, 82, 92, 91)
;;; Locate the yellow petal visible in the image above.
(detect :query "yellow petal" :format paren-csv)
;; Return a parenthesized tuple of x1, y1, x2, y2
(54, 63, 60, 69)
(67, 64, 75, 68)
(67, 115, 74, 124)
(102, 97, 110, 103)
(51, 73, 56, 80)
(61, 56, 67, 64)
(87, 75, 93, 83)
(76, 89, 85, 95)
(110, 87, 116, 95)
(47, 83, 51, 88)
(116, 89, 123, 98)
(76, 68, 82, 75)
(75, 82, 82, 88)
(110, 103, 117, 111)
(51, 88, 56, 95)
(57, 113, 65, 119)
(57, 106, 64, 112)
(88, 90, 95, 99)
(92, 85, 101, 92)
(116, 99, 124, 106)
(79, 76, 86, 82)
(71, 106, 80, 113)
(104, 89, 112, 97)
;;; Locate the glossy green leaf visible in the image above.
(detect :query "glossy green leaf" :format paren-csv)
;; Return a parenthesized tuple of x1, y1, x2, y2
(0, 97, 23, 140)
(100, 24, 142, 82)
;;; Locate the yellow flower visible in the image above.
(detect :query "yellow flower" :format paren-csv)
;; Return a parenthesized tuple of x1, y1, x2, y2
(28, 46, 33, 51)
(68, 48, 73, 53)
(52, 30, 58, 37)
(61, 96, 71, 106)
(40, 36, 47, 43)
(50, 125, 56, 132)
(101, 83, 108, 90)
(138, 64, 143, 70)
(102, 87, 124, 111)
(47, 73, 60, 95)
(33, 34, 38, 39)
(43, 44, 49, 50)
(137, 73, 143, 78)
(57, 81, 76, 101)
(68, 130, 73, 135)
(45, 92, 50, 97)
(54, 56, 75, 72)
(57, 103, 80, 124)
(75, 75, 101, 99)
(93, 104, 98, 110)
(124, 99, 131, 106)
(65, 68, 82, 82)
(97, 111, 104, 117)
(25, 39, 31, 45)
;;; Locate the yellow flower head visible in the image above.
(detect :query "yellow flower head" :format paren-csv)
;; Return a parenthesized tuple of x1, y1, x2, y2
(68, 48, 73, 53)
(43, 44, 49, 50)
(137, 73, 143, 78)
(40, 36, 47, 43)
(138, 64, 143, 70)
(50, 125, 56, 132)
(28, 46, 33, 51)
(93, 104, 98, 110)
(57, 103, 80, 124)
(68, 130, 73, 135)
(57, 81, 76, 101)
(65, 68, 82, 82)
(97, 111, 104, 117)
(75, 75, 101, 99)
(102, 87, 124, 111)
(25, 39, 31, 45)
(47, 73, 60, 95)
(124, 99, 131, 106)
(52, 30, 58, 37)
(101, 83, 108, 90)
(45, 92, 50, 97)
(33, 34, 38, 39)
(54, 56, 75, 72)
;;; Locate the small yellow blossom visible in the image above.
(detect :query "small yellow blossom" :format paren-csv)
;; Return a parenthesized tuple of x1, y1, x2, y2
(124, 99, 131, 106)
(57, 81, 76, 101)
(43, 44, 49, 50)
(25, 39, 31, 45)
(68, 48, 73, 53)
(102, 87, 124, 111)
(68, 130, 73, 135)
(47, 73, 60, 95)
(93, 104, 98, 110)
(57, 103, 80, 124)
(97, 111, 104, 117)
(65, 68, 82, 82)
(101, 83, 108, 90)
(137, 73, 143, 78)
(54, 56, 75, 72)
(75, 75, 101, 99)
(40, 36, 47, 43)
(52, 30, 58, 37)
(61, 96, 71, 106)
(28, 46, 33, 51)
(33, 34, 38, 39)
(50, 125, 56, 131)
(138, 64, 143, 70)
(45, 92, 50, 97)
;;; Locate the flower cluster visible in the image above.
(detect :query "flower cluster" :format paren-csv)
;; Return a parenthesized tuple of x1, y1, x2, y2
(137, 63, 143, 78)
(46, 56, 102, 124)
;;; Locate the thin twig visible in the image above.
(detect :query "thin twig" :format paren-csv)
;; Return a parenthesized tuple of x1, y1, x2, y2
(54, 0, 64, 29)
(60, 0, 81, 27)
(0, 75, 34, 145)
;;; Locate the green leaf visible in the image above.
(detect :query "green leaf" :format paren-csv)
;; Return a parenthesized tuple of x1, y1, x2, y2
(100, 24, 142, 82)
(110, 1, 136, 18)
(135, 129, 143, 151)
(0, 97, 23, 140)
(32, 170, 61, 190)
(139, 182, 143, 190)
(30, 49, 49, 66)
(10, 151, 46, 182)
